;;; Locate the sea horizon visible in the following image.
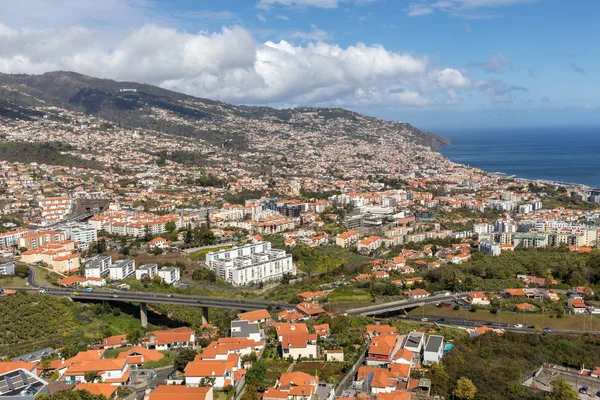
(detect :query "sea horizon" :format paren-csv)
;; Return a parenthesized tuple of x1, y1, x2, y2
(437, 125, 600, 188)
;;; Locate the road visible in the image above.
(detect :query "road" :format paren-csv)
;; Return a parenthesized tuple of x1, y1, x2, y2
(346, 293, 460, 316)
(12, 287, 293, 311)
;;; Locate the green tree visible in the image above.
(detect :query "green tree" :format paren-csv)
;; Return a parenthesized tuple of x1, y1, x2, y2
(245, 360, 267, 390)
(14, 265, 29, 278)
(84, 370, 101, 383)
(455, 377, 477, 400)
(165, 221, 177, 233)
(430, 363, 450, 395)
(174, 348, 197, 371)
(549, 378, 578, 400)
(126, 328, 144, 345)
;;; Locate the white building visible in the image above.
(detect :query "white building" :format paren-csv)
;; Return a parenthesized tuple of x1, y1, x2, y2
(423, 335, 444, 365)
(84, 255, 111, 278)
(158, 266, 181, 284)
(109, 259, 135, 280)
(0, 262, 15, 275)
(206, 242, 295, 286)
(478, 239, 501, 256)
(0, 228, 32, 248)
(38, 197, 73, 224)
(135, 264, 158, 280)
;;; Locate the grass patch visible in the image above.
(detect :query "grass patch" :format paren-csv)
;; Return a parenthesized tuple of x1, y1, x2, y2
(410, 306, 600, 332)
(292, 362, 345, 384)
(292, 245, 370, 274)
(328, 286, 372, 303)
(0, 275, 27, 288)
(264, 361, 291, 384)
(189, 245, 233, 262)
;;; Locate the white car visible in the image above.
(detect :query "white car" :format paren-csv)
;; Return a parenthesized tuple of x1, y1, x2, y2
(421, 318, 428, 322)
(514, 324, 523, 328)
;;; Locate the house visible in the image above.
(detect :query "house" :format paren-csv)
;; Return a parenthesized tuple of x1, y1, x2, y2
(62, 358, 130, 385)
(0, 361, 38, 375)
(392, 256, 406, 268)
(117, 346, 164, 366)
(74, 383, 118, 399)
(366, 325, 396, 338)
(135, 264, 158, 280)
(407, 289, 430, 300)
(404, 277, 423, 286)
(324, 350, 344, 362)
(357, 236, 382, 254)
(366, 334, 401, 366)
(336, 230, 360, 248)
(275, 323, 308, 340)
(198, 338, 264, 361)
(184, 354, 239, 388)
(231, 320, 262, 342)
(392, 348, 414, 365)
(145, 327, 195, 351)
(266, 371, 319, 400)
(278, 309, 306, 322)
(297, 291, 326, 302)
(372, 271, 389, 279)
(11, 348, 56, 363)
(313, 324, 330, 338)
(100, 335, 128, 349)
(403, 332, 425, 357)
(157, 266, 181, 284)
(543, 290, 560, 302)
(515, 303, 535, 312)
(423, 335, 444, 365)
(0, 367, 49, 400)
(296, 302, 325, 318)
(466, 292, 490, 306)
(108, 259, 135, 280)
(568, 296, 587, 314)
(505, 288, 527, 297)
(149, 385, 213, 400)
(237, 309, 271, 325)
(281, 334, 318, 360)
(468, 326, 505, 338)
(148, 237, 169, 249)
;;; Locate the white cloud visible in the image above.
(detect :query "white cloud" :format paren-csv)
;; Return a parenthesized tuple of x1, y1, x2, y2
(258, 0, 339, 9)
(0, 23, 471, 108)
(475, 79, 528, 103)
(470, 52, 512, 73)
(407, 0, 542, 18)
(257, 13, 268, 22)
(276, 15, 290, 20)
(290, 24, 331, 41)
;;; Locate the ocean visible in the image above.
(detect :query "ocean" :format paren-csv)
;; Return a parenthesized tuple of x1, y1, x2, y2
(437, 126, 600, 188)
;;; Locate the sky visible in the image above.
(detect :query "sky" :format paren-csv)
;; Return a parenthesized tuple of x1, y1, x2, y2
(0, 0, 599, 130)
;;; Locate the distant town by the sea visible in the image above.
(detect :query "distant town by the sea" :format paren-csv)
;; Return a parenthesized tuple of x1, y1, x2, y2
(438, 126, 600, 188)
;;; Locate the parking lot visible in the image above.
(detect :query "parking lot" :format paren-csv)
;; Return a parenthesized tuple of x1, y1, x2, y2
(526, 366, 600, 399)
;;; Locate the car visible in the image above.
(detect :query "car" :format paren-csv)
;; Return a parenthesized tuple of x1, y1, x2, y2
(527, 325, 536, 329)
(484, 322, 493, 326)
(85, 287, 93, 292)
(421, 318, 428, 322)
(38, 289, 47, 294)
(72, 292, 79, 295)
(543, 327, 552, 334)
(167, 294, 173, 298)
(514, 324, 523, 328)
(444, 303, 453, 307)
(579, 386, 588, 394)
(596, 390, 600, 397)
(438, 318, 446, 322)
(112, 294, 119, 298)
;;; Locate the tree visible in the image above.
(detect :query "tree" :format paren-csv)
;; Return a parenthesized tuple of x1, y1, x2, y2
(174, 348, 197, 371)
(549, 378, 578, 400)
(126, 328, 143, 345)
(84, 370, 101, 383)
(245, 360, 267, 390)
(430, 364, 450, 395)
(455, 377, 477, 400)
(241, 384, 258, 400)
(165, 221, 177, 233)
(14, 265, 29, 278)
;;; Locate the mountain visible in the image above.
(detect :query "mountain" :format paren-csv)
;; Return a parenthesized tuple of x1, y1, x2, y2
(0, 71, 449, 150)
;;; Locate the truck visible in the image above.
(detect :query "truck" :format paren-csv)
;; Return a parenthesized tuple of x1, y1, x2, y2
(0, 287, 16, 296)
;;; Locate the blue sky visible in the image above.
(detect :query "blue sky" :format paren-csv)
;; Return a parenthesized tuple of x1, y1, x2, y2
(1, 0, 598, 130)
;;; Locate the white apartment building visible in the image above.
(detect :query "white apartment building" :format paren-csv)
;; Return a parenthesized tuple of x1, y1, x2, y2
(206, 242, 295, 286)
(38, 197, 73, 224)
(478, 239, 501, 256)
(158, 266, 181, 284)
(135, 264, 158, 280)
(0, 228, 32, 248)
(84, 255, 111, 278)
(109, 259, 135, 280)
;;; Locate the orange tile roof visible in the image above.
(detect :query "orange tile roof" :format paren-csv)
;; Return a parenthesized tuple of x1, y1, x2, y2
(117, 346, 164, 363)
(149, 385, 212, 400)
(74, 383, 118, 398)
(278, 371, 318, 387)
(0, 361, 37, 374)
(275, 323, 308, 336)
(237, 309, 271, 323)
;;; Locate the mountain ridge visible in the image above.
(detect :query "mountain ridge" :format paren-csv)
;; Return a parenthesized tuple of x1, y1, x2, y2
(0, 70, 450, 150)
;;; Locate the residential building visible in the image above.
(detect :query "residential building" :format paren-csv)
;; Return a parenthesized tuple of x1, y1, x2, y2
(0, 367, 49, 400)
(0, 262, 15, 276)
(206, 242, 295, 286)
(146, 327, 195, 351)
(157, 266, 181, 284)
(0, 229, 32, 248)
(84, 255, 111, 278)
(478, 239, 501, 256)
(108, 259, 135, 280)
(231, 320, 262, 342)
(117, 346, 164, 366)
(335, 230, 359, 248)
(149, 386, 213, 400)
(237, 309, 271, 325)
(39, 197, 73, 224)
(357, 236, 382, 253)
(423, 335, 444, 365)
(18, 231, 66, 250)
(367, 334, 401, 366)
(403, 332, 425, 357)
(324, 350, 344, 362)
(135, 264, 158, 280)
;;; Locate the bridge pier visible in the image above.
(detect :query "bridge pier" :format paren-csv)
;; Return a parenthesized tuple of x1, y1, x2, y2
(201, 307, 209, 325)
(140, 302, 148, 329)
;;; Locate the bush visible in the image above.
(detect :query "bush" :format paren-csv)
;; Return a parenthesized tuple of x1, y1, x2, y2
(453, 305, 460, 311)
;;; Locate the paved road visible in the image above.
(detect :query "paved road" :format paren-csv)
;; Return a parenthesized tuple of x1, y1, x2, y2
(27, 267, 39, 288)
(347, 293, 460, 316)
(11, 287, 293, 311)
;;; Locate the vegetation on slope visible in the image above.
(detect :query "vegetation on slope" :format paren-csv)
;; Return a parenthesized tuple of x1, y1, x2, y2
(0, 142, 105, 170)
